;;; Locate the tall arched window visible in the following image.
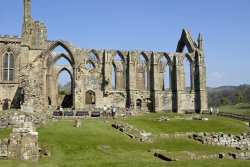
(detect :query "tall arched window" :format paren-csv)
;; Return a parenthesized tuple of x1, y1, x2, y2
(184, 56, 191, 92)
(86, 52, 99, 70)
(136, 54, 148, 90)
(86, 61, 95, 70)
(159, 56, 170, 91)
(3, 51, 14, 81)
(112, 53, 125, 90)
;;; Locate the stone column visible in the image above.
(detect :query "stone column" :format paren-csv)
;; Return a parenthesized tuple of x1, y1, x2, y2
(172, 55, 183, 113)
(24, 0, 31, 22)
(8, 115, 39, 161)
(195, 51, 208, 113)
(152, 52, 160, 112)
(103, 50, 112, 91)
(127, 51, 136, 108)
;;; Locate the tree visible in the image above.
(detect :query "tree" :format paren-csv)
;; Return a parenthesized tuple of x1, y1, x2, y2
(220, 97, 230, 106)
(233, 91, 244, 105)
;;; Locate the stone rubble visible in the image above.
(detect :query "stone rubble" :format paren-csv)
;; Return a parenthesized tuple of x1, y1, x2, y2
(0, 114, 39, 161)
(0, 112, 47, 129)
(155, 115, 208, 122)
(190, 132, 250, 150)
(75, 119, 81, 128)
(111, 122, 153, 143)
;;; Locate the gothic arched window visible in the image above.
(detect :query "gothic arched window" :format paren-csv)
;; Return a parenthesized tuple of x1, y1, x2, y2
(3, 51, 14, 81)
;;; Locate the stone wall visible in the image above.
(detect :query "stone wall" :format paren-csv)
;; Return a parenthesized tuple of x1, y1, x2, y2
(0, 114, 39, 161)
(0, 0, 208, 114)
(190, 132, 250, 150)
(0, 112, 46, 129)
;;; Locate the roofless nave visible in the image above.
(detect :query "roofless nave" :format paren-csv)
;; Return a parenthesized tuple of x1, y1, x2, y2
(0, 0, 208, 114)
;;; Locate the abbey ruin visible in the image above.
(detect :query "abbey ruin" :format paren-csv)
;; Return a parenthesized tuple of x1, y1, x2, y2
(0, 0, 208, 114)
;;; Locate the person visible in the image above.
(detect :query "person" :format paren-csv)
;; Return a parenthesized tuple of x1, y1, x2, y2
(8, 99, 11, 109)
(104, 105, 107, 112)
(216, 107, 219, 116)
(59, 106, 63, 116)
(112, 106, 116, 118)
(102, 105, 107, 117)
(209, 107, 213, 115)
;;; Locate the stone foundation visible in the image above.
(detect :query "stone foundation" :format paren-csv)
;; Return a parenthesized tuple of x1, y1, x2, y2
(190, 132, 250, 150)
(0, 114, 39, 161)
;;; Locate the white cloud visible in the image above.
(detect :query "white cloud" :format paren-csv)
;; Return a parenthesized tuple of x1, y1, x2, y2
(211, 72, 226, 79)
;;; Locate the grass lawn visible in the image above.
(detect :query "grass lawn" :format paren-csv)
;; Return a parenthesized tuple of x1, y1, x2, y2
(0, 113, 249, 167)
(219, 103, 250, 115)
(121, 113, 248, 135)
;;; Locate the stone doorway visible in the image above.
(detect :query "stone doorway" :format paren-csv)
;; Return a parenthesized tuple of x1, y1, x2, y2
(85, 90, 96, 105)
(136, 99, 142, 110)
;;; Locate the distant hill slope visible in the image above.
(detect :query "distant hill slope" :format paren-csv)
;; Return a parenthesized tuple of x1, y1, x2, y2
(208, 84, 250, 107)
(207, 86, 237, 92)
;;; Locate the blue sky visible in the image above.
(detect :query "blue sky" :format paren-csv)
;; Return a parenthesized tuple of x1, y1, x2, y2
(1, 0, 250, 87)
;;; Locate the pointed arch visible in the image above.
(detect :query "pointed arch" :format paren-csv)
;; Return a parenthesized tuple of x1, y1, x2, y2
(159, 54, 171, 91)
(56, 67, 73, 81)
(0, 46, 20, 56)
(48, 53, 73, 70)
(157, 53, 172, 64)
(136, 52, 149, 63)
(183, 53, 194, 92)
(111, 51, 126, 90)
(111, 51, 126, 62)
(86, 50, 100, 69)
(40, 40, 75, 67)
(136, 53, 149, 90)
(43, 42, 75, 108)
(176, 29, 198, 53)
(56, 68, 73, 108)
(2, 49, 15, 81)
(86, 60, 95, 69)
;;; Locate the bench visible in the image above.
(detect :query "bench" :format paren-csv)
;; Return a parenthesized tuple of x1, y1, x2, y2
(53, 110, 63, 116)
(91, 111, 100, 117)
(64, 111, 74, 116)
(76, 111, 89, 116)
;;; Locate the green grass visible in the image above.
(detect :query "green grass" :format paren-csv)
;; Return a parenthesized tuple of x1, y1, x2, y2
(0, 114, 249, 167)
(0, 128, 11, 139)
(219, 103, 250, 115)
(121, 113, 248, 135)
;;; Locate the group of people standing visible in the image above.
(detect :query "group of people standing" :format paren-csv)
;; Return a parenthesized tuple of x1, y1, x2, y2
(209, 107, 219, 115)
(103, 105, 116, 118)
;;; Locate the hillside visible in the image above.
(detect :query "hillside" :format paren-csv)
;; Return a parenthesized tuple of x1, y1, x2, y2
(208, 84, 250, 107)
(207, 86, 237, 92)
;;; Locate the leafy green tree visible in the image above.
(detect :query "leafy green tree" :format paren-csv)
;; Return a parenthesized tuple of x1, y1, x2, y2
(220, 97, 230, 106)
(233, 91, 244, 105)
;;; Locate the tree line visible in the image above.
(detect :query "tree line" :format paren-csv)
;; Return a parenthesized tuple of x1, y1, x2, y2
(208, 84, 250, 107)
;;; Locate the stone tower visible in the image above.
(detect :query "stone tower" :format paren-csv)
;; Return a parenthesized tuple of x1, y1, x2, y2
(24, 0, 31, 22)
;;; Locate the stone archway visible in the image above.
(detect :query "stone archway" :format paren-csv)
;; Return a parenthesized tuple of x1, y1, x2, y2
(85, 90, 96, 105)
(136, 99, 142, 110)
(41, 42, 76, 110)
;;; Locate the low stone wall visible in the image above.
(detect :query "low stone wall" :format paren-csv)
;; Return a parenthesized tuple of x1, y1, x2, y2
(153, 115, 208, 121)
(0, 112, 47, 129)
(190, 132, 250, 150)
(111, 121, 153, 143)
(0, 139, 8, 159)
(0, 114, 39, 161)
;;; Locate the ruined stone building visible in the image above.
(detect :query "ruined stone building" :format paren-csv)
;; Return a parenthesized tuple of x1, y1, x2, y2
(0, 0, 208, 113)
